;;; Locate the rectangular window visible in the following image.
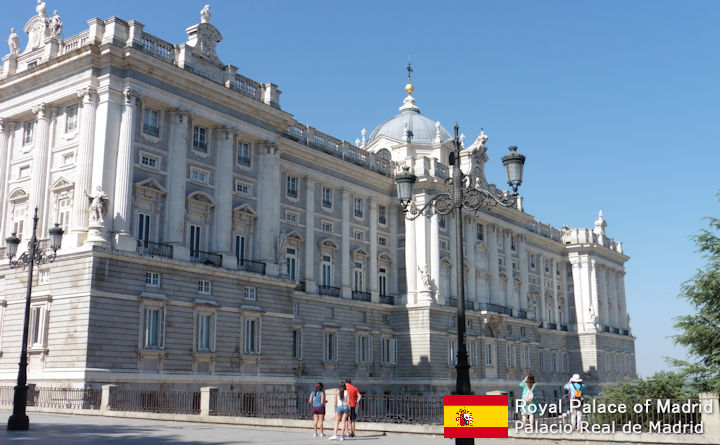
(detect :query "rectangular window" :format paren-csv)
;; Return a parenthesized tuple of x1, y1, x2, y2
(511, 236, 517, 251)
(57, 197, 71, 233)
(286, 211, 298, 223)
(357, 334, 370, 364)
(506, 343, 513, 368)
(193, 126, 207, 152)
(66, 104, 79, 132)
(30, 305, 45, 347)
(353, 261, 364, 291)
(189, 224, 201, 258)
(244, 287, 256, 301)
(523, 344, 530, 369)
(234, 179, 250, 194)
(378, 205, 387, 225)
(563, 352, 570, 372)
(143, 306, 164, 349)
(191, 167, 208, 183)
(326, 331, 337, 362)
(539, 350, 544, 371)
(353, 230, 364, 240)
(198, 280, 211, 295)
(354, 198, 363, 218)
(321, 221, 332, 232)
(530, 254, 536, 269)
(244, 318, 259, 354)
(438, 214, 446, 230)
(321, 255, 332, 286)
(62, 153, 74, 166)
(23, 121, 34, 145)
(286, 248, 297, 281)
(286, 176, 297, 198)
(382, 337, 397, 364)
(551, 352, 557, 372)
(237, 141, 251, 166)
(448, 338, 457, 365)
(378, 236, 387, 246)
(476, 223, 484, 241)
(142, 108, 159, 137)
(38, 270, 50, 285)
(292, 329, 302, 360)
(137, 213, 150, 248)
(322, 187, 332, 208)
(18, 166, 30, 178)
(140, 153, 158, 169)
(378, 267, 387, 297)
(196, 312, 215, 352)
(235, 235, 246, 263)
(12, 206, 26, 239)
(145, 272, 160, 288)
(486, 343, 493, 366)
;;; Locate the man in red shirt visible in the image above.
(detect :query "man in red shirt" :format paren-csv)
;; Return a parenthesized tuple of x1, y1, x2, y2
(344, 378, 362, 438)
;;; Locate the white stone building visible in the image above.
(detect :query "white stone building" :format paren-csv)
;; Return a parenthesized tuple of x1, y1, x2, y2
(0, 5, 635, 398)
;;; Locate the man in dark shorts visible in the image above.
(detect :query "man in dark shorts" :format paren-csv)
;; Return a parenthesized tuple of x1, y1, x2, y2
(344, 378, 362, 438)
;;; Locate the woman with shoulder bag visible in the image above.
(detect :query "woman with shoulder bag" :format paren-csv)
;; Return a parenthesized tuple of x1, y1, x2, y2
(309, 382, 326, 437)
(519, 375, 538, 429)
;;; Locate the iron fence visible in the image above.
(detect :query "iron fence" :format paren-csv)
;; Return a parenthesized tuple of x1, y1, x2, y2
(0, 385, 14, 406)
(35, 387, 101, 410)
(358, 394, 443, 425)
(212, 392, 311, 419)
(110, 389, 200, 414)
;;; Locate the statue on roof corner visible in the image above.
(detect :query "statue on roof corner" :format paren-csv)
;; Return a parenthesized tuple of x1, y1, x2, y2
(36, 0, 47, 18)
(201, 4, 211, 24)
(7, 28, 19, 55)
(49, 10, 62, 39)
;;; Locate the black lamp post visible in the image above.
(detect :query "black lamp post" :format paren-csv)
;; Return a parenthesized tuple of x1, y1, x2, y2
(395, 124, 525, 444)
(5, 207, 64, 431)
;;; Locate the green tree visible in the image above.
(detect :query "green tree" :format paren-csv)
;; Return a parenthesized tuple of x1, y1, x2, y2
(671, 210, 720, 394)
(599, 372, 694, 400)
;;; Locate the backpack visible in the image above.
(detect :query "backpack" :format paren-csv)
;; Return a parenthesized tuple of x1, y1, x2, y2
(312, 391, 323, 407)
(571, 384, 583, 402)
(523, 384, 535, 404)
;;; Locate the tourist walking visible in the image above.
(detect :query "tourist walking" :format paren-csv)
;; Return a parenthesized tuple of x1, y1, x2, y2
(518, 375, 538, 429)
(564, 373, 586, 432)
(309, 382, 326, 437)
(330, 382, 349, 441)
(344, 379, 362, 438)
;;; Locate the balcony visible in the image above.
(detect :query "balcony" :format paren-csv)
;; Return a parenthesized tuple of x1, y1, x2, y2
(612, 327, 620, 335)
(517, 310, 528, 320)
(318, 286, 341, 298)
(560, 324, 569, 331)
(352, 291, 371, 302)
(190, 250, 222, 268)
(235, 258, 266, 275)
(294, 281, 306, 292)
(603, 326, 611, 333)
(620, 329, 629, 336)
(136, 240, 173, 259)
(446, 298, 475, 310)
(379, 295, 394, 305)
(477, 303, 513, 317)
(547, 322, 557, 330)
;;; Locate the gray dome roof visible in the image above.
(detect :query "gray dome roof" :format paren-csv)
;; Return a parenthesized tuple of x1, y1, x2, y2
(368, 95, 452, 146)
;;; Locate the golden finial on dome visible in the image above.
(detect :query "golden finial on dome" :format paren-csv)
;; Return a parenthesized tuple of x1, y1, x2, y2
(405, 60, 414, 95)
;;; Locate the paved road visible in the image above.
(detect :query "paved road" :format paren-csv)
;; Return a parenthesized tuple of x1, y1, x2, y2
(0, 411, 551, 444)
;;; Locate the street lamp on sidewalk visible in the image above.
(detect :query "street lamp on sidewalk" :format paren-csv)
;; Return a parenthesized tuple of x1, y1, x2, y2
(5, 207, 64, 430)
(395, 124, 525, 444)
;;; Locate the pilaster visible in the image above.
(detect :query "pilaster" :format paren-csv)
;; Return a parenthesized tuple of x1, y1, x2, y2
(255, 140, 281, 274)
(0, 119, 12, 246)
(552, 260, 560, 328)
(465, 216, 476, 306)
(341, 189, 351, 298)
(164, 108, 191, 250)
(369, 199, 379, 303)
(518, 235, 528, 311)
(112, 88, 141, 251)
(214, 126, 233, 256)
(72, 87, 98, 244)
(488, 224, 500, 305)
(29, 104, 52, 234)
(304, 178, 316, 293)
(503, 229, 513, 309)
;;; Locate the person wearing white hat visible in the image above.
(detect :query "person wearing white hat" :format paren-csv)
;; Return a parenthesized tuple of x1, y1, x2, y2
(563, 374, 587, 432)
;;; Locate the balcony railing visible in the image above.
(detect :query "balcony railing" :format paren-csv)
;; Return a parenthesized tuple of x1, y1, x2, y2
(190, 250, 222, 267)
(294, 281, 306, 292)
(547, 322, 557, 330)
(517, 310, 528, 319)
(621, 329, 629, 336)
(612, 327, 621, 334)
(137, 240, 173, 259)
(603, 326, 611, 333)
(379, 295, 394, 305)
(352, 291, 371, 302)
(560, 324, 569, 331)
(318, 285, 341, 297)
(235, 258, 266, 275)
(477, 303, 513, 317)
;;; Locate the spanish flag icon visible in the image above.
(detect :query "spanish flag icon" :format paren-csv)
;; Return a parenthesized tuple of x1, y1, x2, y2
(443, 395, 508, 438)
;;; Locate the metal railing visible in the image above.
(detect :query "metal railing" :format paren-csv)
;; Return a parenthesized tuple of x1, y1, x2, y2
(295, 281, 306, 292)
(560, 324, 569, 331)
(352, 291, 371, 301)
(477, 303, 513, 317)
(517, 310, 528, 319)
(111, 389, 200, 414)
(212, 392, 311, 418)
(379, 295, 395, 305)
(0, 386, 100, 410)
(318, 285, 341, 297)
(359, 394, 443, 425)
(0, 386, 15, 406)
(547, 322, 557, 330)
(236, 258, 266, 275)
(137, 240, 174, 259)
(191, 250, 222, 267)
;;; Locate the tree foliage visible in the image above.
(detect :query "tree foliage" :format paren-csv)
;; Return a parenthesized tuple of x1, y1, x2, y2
(599, 372, 694, 400)
(671, 211, 720, 394)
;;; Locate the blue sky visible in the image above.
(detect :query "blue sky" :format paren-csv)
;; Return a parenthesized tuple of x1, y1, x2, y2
(3, 0, 719, 378)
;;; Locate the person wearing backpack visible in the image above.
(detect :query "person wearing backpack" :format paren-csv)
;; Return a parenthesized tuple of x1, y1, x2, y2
(309, 382, 326, 437)
(563, 374, 587, 432)
(519, 375, 538, 429)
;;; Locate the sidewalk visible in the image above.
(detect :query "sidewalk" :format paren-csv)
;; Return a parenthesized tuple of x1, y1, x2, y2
(0, 411, 536, 444)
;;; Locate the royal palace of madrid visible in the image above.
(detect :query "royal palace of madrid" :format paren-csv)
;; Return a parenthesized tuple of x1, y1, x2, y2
(0, 3, 634, 397)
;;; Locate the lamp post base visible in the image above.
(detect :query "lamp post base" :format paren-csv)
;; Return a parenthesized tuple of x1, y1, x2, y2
(7, 384, 29, 430)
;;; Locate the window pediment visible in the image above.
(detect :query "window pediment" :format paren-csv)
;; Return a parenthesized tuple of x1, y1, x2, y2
(50, 177, 74, 192)
(318, 238, 338, 251)
(8, 188, 28, 202)
(187, 191, 215, 208)
(134, 178, 167, 196)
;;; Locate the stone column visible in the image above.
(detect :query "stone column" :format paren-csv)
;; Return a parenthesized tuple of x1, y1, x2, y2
(369, 199, 379, 303)
(112, 88, 141, 251)
(71, 88, 97, 243)
(341, 189, 352, 298)
(503, 230, 513, 309)
(214, 127, 234, 263)
(552, 259, 560, 328)
(465, 216, 476, 306)
(488, 224, 500, 305)
(389, 205, 400, 298)
(28, 104, 52, 232)
(404, 203, 417, 302)
(539, 255, 546, 323)
(413, 196, 432, 304)
(164, 108, 191, 256)
(304, 177, 316, 293)
(518, 235, 529, 311)
(41, 110, 57, 236)
(618, 271, 628, 329)
(590, 259, 600, 329)
(610, 270, 619, 329)
(255, 140, 281, 275)
(0, 119, 11, 246)
(597, 264, 607, 327)
(569, 256, 584, 329)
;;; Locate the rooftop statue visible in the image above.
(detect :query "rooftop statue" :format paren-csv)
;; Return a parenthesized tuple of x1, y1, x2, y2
(36, 0, 47, 18)
(7, 28, 19, 55)
(200, 4, 211, 24)
(49, 10, 62, 39)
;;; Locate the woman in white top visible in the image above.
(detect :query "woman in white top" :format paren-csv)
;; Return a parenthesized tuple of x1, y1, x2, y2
(329, 382, 349, 440)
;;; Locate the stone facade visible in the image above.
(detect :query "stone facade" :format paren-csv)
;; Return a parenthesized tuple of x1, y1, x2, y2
(0, 4, 635, 398)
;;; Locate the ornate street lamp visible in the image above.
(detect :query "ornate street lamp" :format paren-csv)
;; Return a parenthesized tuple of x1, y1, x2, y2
(5, 207, 64, 431)
(395, 124, 525, 445)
